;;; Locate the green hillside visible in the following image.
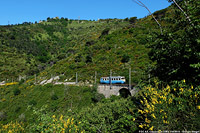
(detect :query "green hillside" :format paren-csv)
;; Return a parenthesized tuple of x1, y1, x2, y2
(0, 18, 134, 81)
(0, 0, 200, 132)
(0, 6, 176, 84)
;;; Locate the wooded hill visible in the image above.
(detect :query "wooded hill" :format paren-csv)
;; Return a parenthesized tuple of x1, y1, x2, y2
(1, 0, 199, 85)
(0, 10, 169, 84)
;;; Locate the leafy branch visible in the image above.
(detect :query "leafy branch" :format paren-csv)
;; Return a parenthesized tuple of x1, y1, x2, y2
(132, 0, 163, 35)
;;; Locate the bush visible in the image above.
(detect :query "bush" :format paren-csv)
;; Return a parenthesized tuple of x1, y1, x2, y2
(0, 121, 24, 132)
(28, 100, 37, 106)
(92, 93, 105, 103)
(44, 83, 53, 89)
(28, 105, 84, 132)
(75, 98, 138, 132)
(13, 88, 21, 96)
(0, 111, 7, 121)
(19, 79, 25, 85)
(135, 80, 200, 131)
(51, 93, 58, 100)
(18, 113, 26, 122)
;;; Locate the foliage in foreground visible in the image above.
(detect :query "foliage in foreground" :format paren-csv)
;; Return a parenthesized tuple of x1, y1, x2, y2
(148, 0, 200, 84)
(74, 96, 138, 132)
(0, 83, 102, 124)
(1, 81, 200, 132)
(136, 80, 200, 131)
(28, 105, 84, 133)
(0, 121, 24, 133)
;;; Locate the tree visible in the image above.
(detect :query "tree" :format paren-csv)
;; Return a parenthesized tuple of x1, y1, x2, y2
(129, 17, 137, 24)
(148, 0, 200, 84)
(132, 0, 163, 35)
(99, 28, 110, 39)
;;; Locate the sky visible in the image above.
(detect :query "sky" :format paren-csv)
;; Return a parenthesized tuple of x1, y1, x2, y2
(0, 0, 171, 25)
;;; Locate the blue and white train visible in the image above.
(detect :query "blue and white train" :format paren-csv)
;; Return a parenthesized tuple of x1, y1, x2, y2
(100, 76, 126, 84)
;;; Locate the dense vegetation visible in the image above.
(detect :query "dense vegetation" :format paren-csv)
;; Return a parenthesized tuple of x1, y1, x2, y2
(0, 0, 200, 132)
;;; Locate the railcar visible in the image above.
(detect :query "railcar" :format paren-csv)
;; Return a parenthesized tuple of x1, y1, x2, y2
(100, 76, 126, 84)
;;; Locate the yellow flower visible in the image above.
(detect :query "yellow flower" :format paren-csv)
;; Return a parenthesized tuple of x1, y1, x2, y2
(144, 109, 149, 113)
(59, 115, 63, 121)
(191, 85, 193, 89)
(133, 118, 136, 121)
(195, 93, 198, 98)
(52, 115, 56, 118)
(169, 98, 173, 104)
(151, 113, 156, 119)
(145, 118, 151, 123)
(166, 85, 170, 90)
(163, 96, 166, 101)
(139, 124, 143, 128)
(138, 109, 144, 114)
(152, 98, 158, 104)
(163, 120, 169, 124)
(197, 105, 200, 110)
(149, 126, 154, 131)
(67, 118, 70, 125)
(183, 79, 186, 83)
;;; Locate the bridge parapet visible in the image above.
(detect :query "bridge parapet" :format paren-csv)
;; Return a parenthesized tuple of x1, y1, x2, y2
(97, 84, 137, 98)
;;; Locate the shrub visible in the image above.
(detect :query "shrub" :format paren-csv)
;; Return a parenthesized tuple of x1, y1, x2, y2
(28, 105, 84, 132)
(75, 97, 138, 132)
(51, 93, 58, 100)
(28, 100, 37, 106)
(13, 88, 21, 96)
(0, 121, 24, 132)
(18, 113, 26, 122)
(0, 111, 7, 121)
(19, 79, 25, 85)
(135, 80, 200, 131)
(44, 83, 53, 88)
(92, 93, 105, 103)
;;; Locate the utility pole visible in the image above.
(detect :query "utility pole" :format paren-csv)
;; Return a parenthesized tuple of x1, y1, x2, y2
(129, 67, 131, 90)
(78, 16, 80, 23)
(110, 70, 112, 89)
(35, 74, 37, 84)
(76, 72, 78, 84)
(95, 71, 97, 85)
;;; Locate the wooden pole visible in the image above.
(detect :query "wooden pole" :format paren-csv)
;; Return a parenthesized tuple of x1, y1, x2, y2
(110, 70, 112, 89)
(95, 71, 97, 85)
(76, 72, 78, 84)
(129, 67, 131, 90)
(35, 74, 37, 84)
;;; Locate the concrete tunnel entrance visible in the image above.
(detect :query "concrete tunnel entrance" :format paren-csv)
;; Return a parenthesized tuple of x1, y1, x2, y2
(119, 88, 131, 98)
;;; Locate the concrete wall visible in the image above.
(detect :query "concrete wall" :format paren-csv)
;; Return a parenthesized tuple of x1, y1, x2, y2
(97, 84, 137, 98)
